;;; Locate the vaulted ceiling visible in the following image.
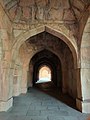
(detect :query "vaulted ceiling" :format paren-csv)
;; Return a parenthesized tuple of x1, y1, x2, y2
(1, 0, 90, 24)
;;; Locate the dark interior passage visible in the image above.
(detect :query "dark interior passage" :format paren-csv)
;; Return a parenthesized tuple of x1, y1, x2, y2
(29, 49, 62, 87)
(27, 32, 77, 100)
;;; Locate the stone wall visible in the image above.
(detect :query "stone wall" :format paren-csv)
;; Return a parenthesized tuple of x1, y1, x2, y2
(77, 15, 90, 113)
(0, 3, 13, 111)
(0, 0, 90, 113)
(0, 0, 86, 42)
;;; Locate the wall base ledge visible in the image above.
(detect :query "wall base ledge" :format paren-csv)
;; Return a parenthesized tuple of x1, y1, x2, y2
(0, 98, 13, 111)
(76, 98, 90, 113)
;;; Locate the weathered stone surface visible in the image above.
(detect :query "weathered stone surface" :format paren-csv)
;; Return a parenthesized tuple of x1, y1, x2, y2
(5, 0, 17, 10)
(63, 9, 76, 21)
(73, 0, 85, 11)
(72, 7, 81, 20)
(19, 0, 34, 7)
(81, 0, 90, 5)
(0, 0, 88, 42)
(81, 33, 90, 47)
(8, 4, 17, 21)
(13, 29, 24, 38)
(14, 7, 22, 23)
(62, 0, 70, 9)
(22, 7, 30, 20)
(81, 47, 90, 62)
(13, 23, 29, 30)
(0, 0, 90, 114)
(3, 0, 12, 5)
(81, 68, 90, 100)
(84, 23, 90, 32)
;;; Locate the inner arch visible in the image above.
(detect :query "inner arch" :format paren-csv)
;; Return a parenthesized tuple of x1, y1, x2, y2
(37, 65, 51, 83)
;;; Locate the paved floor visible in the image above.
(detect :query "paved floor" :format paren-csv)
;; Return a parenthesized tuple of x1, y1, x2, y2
(0, 83, 90, 120)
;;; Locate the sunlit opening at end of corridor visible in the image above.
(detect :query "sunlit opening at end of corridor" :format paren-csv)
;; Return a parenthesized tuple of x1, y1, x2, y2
(36, 65, 51, 83)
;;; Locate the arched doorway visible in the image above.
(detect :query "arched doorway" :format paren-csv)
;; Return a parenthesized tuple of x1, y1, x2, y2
(11, 28, 78, 112)
(37, 65, 51, 83)
(29, 49, 62, 88)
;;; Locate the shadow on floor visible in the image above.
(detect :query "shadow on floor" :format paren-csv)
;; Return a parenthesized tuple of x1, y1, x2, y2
(34, 81, 77, 110)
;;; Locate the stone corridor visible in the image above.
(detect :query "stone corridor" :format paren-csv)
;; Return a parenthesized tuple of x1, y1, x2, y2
(0, 0, 90, 114)
(0, 82, 90, 120)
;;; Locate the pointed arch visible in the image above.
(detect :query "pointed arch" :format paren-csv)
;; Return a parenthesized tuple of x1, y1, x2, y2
(12, 25, 78, 69)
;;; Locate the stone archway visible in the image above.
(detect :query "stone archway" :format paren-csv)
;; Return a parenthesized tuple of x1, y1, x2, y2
(17, 30, 77, 101)
(29, 49, 62, 88)
(38, 65, 51, 83)
(12, 25, 78, 68)
(10, 25, 78, 112)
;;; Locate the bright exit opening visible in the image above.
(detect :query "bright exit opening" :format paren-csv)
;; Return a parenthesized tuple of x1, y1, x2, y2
(36, 65, 51, 83)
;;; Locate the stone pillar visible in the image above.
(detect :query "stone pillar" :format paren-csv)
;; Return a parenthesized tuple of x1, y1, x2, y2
(77, 19, 90, 113)
(76, 68, 90, 113)
(76, 68, 82, 112)
(0, 3, 13, 111)
(0, 63, 13, 111)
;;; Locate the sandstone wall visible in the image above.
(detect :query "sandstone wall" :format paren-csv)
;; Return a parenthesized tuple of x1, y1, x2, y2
(0, 0, 89, 113)
(0, 3, 13, 111)
(77, 16, 90, 113)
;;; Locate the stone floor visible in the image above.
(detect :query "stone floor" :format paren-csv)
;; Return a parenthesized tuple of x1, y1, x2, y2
(0, 82, 90, 120)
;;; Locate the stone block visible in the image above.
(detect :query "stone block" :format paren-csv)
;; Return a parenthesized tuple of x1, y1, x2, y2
(5, 0, 17, 10)
(9, 4, 17, 21)
(81, 33, 90, 47)
(27, 110, 40, 116)
(2, 60, 9, 69)
(21, 87, 27, 94)
(0, 98, 13, 111)
(7, 115, 26, 120)
(73, 0, 84, 11)
(48, 8, 63, 21)
(13, 85, 21, 97)
(13, 23, 29, 30)
(19, 0, 34, 7)
(48, 116, 65, 120)
(76, 98, 90, 113)
(3, 0, 11, 5)
(84, 23, 90, 32)
(81, 47, 90, 62)
(63, 9, 76, 21)
(13, 76, 18, 84)
(35, 106, 47, 110)
(81, 62, 90, 69)
(26, 116, 47, 120)
(87, 16, 90, 23)
(81, 68, 90, 100)
(72, 7, 81, 20)
(62, 0, 70, 9)
(3, 51, 11, 61)
(0, 29, 8, 40)
(13, 29, 23, 38)
(14, 7, 22, 23)
(22, 7, 30, 20)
